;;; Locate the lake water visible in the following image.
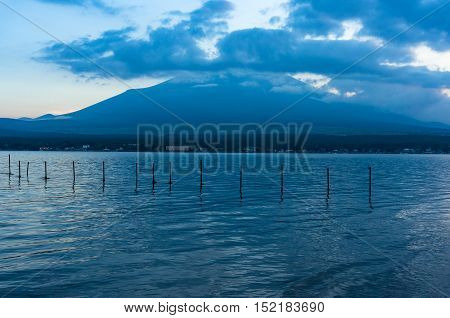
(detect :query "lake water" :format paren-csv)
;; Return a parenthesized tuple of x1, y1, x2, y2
(0, 151, 449, 297)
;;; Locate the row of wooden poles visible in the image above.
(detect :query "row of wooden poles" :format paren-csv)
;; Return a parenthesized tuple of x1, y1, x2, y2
(5, 155, 373, 201)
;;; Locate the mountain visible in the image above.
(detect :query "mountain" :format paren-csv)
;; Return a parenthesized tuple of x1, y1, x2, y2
(35, 114, 58, 120)
(1, 73, 449, 136)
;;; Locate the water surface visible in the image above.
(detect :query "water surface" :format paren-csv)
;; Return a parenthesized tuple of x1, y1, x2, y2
(0, 152, 449, 297)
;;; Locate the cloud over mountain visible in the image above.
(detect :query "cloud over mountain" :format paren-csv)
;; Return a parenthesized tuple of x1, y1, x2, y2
(35, 0, 450, 122)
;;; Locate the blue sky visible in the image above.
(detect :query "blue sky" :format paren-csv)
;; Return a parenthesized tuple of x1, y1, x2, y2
(0, 0, 449, 121)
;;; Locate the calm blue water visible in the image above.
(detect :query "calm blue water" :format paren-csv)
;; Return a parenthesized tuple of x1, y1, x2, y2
(0, 151, 449, 297)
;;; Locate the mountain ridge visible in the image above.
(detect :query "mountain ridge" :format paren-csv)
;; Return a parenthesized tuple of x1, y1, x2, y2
(1, 73, 450, 136)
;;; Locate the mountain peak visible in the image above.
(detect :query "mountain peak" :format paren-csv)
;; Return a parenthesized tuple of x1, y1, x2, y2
(35, 114, 57, 120)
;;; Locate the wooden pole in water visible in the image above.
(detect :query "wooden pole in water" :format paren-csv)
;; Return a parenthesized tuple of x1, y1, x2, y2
(26, 162, 29, 179)
(8, 154, 11, 176)
(102, 161, 105, 186)
(369, 165, 372, 199)
(72, 161, 76, 184)
(168, 161, 173, 185)
(18, 161, 21, 179)
(327, 167, 330, 198)
(199, 159, 203, 193)
(240, 164, 243, 199)
(44, 161, 48, 180)
(152, 162, 156, 187)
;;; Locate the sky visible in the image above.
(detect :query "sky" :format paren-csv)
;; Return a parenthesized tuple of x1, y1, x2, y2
(0, 0, 449, 122)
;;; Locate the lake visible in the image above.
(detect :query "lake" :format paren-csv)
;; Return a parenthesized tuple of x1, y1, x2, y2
(0, 151, 449, 297)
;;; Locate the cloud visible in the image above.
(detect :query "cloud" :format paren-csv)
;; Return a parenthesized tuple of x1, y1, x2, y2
(35, 0, 116, 13)
(192, 83, 218, 88)
(291, 72, 331, 88)
(35, 0, 450, 121)
(215, 28, 405, 75)
(290, 72, 361, 98)
(441, 88, 450, 98)
(38, 0, 449, 78)
(270, 84, 305, 94)
(303, 19, 383, 45)
(37, 1, 235, 78)
(239, 80, 259, 87)
(381, 44, 450, 72)
(344, 91, 358, 97)
(287, 0, 450, 45)
(38, 26, 206, 77)
(189, 0, 234, 38)
(269, 16, 281, 25)
(327, 87, 340, 95)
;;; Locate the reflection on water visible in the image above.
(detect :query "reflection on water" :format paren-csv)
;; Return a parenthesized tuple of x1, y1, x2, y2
(0, 151, 449, 297)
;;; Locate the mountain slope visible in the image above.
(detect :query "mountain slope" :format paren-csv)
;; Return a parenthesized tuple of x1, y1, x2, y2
(1, 73, 449, 135)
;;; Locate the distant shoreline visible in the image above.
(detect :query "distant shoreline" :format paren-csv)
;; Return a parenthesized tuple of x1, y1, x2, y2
(0, 150, 448, 155)
(1, 133, 449, 154)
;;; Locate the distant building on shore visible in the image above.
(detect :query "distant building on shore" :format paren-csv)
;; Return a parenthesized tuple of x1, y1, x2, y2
(165, 145, 194, 152)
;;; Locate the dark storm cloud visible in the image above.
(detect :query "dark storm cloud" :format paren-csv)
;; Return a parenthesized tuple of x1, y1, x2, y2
(37, 1, 234, 77)
(287, 0, 450, 46)
(37, 0, 449, 90)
